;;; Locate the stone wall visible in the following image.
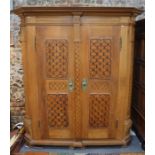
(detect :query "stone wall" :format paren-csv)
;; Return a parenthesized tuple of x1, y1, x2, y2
(10, 0, 145, 128)
(13, 0, 145, 7)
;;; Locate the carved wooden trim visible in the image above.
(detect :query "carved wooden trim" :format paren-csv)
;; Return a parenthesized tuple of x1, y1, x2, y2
(23, 16, 134, 26)
(89, 94, 111, 128)
(12, 7, 142, 17)
(73, 14, 82, 139)
(46, 94, 69, 129)
(89, 81, 111, 92)
(74, 41, 82, 139)
(46, 80, 67, 93)
(45, 39, 68, 79)
(89, 38, 112, 79)
(24, 133, 130, 146)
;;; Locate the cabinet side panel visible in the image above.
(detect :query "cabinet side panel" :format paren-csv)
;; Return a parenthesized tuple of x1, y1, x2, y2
(124, 22, 135, 139)
(25, 25, 41, 139)
(116, 18, 135, 140)
(21, 23, 33, 137)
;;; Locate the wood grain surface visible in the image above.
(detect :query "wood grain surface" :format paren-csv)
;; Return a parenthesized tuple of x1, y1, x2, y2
(13, 6, 141, 146)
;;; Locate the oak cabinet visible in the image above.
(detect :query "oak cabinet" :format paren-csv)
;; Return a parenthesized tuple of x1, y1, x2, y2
(13, 7, 141, 146)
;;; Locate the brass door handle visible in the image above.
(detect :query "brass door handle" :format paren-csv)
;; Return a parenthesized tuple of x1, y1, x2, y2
(68, 80, 74, 92)
(82, 79, 88, 91)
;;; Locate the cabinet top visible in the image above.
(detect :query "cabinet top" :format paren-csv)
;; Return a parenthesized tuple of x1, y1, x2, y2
(12, 6, 142, 17)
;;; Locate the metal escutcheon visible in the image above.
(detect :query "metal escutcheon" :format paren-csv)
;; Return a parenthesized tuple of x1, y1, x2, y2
(68, 80, 74, 92)
(82, 79, 88, 91)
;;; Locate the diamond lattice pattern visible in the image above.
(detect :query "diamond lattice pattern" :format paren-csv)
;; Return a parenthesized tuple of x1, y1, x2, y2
(45, 39, 68, 78)
(89, 94, 110, 128)
(90, 39, 111, 78)
(47, 94, 69, 128)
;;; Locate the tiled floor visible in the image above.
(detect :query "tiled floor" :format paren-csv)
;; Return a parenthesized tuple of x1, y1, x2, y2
(14, 152, 145, 155)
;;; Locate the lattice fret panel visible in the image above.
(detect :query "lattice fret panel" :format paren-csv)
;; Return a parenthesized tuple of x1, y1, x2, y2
(90, 39, 112, 79)
(45, 39, 68, 78)
(89, 94, 110, 128)
(90, 81, 111, 92)
(47, 94, 69, 128)
(48, 81, 67, 92)
(74, 42, 82, 138)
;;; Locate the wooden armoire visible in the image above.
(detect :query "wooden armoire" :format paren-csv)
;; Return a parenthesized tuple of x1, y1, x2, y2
(13, 7, 141, 147)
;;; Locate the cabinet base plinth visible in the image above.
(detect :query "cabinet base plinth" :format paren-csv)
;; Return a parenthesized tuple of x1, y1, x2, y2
(25, 134, 131, 147)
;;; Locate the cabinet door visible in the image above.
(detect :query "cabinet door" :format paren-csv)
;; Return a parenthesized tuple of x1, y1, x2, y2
(81, 25, 121, 139)
(36, 26, 75, 139)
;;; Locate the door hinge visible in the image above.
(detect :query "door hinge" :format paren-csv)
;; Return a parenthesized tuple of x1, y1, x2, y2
(35, 36, 36, 51)
(38, 120, 40, 128)
(115, 120, 119, 128)
(120, 37, 122, 50)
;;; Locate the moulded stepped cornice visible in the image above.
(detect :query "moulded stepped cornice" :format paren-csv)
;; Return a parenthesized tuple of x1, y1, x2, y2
(12, 6, 142, 17)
